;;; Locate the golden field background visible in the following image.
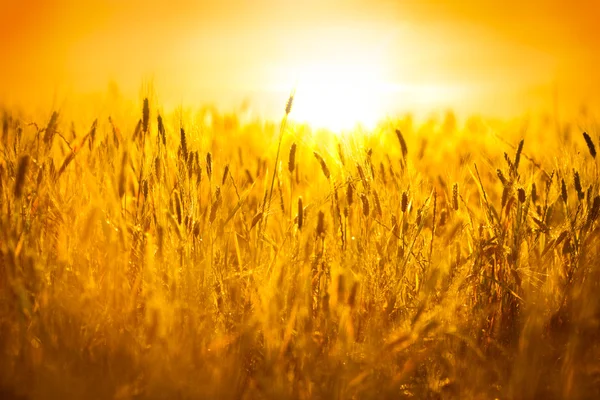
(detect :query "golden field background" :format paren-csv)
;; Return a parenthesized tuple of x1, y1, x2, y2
(2, 1, 600, 398)
(0, 94, 599, 399)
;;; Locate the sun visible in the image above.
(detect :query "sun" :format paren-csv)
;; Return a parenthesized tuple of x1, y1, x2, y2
(288, 61, 392, 132)
(270, 43, 468, 132)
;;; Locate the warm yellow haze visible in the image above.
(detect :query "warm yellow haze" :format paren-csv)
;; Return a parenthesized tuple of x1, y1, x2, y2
(1, 0, 599, 128)
(3, 2, 600, 399)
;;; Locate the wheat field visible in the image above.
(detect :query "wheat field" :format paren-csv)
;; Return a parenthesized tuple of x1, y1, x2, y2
(0, 96, 599, 399)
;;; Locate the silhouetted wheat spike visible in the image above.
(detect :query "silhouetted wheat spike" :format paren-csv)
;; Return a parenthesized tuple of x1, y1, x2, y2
(531, 183, 537, 203)
(504, 153, 515, 175)
(297, 197, 303, 230)
(43, 111, 59, 149)
(157, 114, 167, 147)
(573, 170, 584, 200)
(174, 192, 183, 225)
(378, 162, 387, 185)
(57, 152, 76, 178)
(288, 143, 296, 173)
(118, 152, 128, 199)
(348, 281, 358, 309)
(517, 188, 526, 203)
(142, 98, 150, 134)
(452, 183, 459, 211)
(250, 212, 263, 230)
(497, 169, 507, 186)
(285, 92, 294, 115)
(313, 152, 330, 180)
(357, 164, 368, 191)
(186, 152, 195, 179)
(244, 169, 254, 185)
(583, 132, 596, 158)
(514, 139, 524, 171)
(401, 191, 408, 213)
(209, 195, 221, 224)
(346, 181, 354, 206)
(14, 123, 22, 155)
(277, 174, 285, 213)
(14, 155, 29, 199)
(395, 129, 408, 161)
(360, 193, 370, 217)
(373, 190, 382, 217)
(222, 164, 230, 185)
(69, 121, 76, 140)
(501, 186, 510, 208)
(180, 128, 188, 161)
(132, 119, 142, 143)
(560, 178, 568, 203)
(141, 179, 148, 198)
(88, 119, 97, 151)
(316, 210, 326, 237)
(206, 152, 213, 181)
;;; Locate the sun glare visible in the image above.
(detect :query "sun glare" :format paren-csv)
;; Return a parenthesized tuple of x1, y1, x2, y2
(280, 60, 467, 133)
(288, 61, 391, 132)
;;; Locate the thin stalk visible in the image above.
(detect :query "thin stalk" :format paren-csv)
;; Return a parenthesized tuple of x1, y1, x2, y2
(258, 90, 294, 256)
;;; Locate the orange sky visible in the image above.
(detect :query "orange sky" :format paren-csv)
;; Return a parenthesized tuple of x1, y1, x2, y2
(1, 0, 599, 127)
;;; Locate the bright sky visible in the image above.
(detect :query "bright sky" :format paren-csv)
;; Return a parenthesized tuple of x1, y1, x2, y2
(1, 0, 599, 130)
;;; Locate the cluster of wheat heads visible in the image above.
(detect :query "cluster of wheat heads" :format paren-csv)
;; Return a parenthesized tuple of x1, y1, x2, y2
(0, 100, 599, 399)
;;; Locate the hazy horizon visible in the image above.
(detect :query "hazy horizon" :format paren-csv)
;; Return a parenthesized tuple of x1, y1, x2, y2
(1, 0, 599, 128)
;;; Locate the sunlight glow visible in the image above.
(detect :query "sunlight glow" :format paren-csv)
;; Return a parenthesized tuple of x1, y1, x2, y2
(279, 61, 467, 133)
(290, 61, 389, 132)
